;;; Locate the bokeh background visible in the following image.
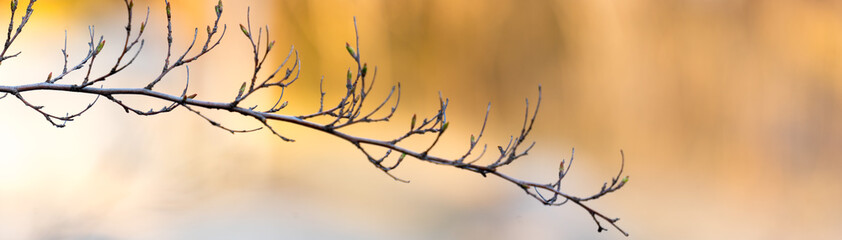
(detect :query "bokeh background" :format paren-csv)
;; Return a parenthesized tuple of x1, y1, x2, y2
(1, 0, 841, 239)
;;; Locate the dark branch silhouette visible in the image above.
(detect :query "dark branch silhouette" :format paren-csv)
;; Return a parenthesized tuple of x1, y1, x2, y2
(0, 0, 630, 236)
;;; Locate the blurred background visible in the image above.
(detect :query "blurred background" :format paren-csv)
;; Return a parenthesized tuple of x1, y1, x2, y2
(1, 0, 841, 239)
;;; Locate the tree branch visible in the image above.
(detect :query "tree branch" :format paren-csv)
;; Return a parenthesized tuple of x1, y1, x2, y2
(0, 0, 630, 236)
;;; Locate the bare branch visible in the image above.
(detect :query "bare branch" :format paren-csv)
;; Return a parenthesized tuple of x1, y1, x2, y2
(0, 1, 630, 236)
(0, 0, 35, 64)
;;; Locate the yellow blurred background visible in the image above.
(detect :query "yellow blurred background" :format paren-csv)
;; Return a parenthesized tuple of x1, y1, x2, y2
(1, 0, 841, 239)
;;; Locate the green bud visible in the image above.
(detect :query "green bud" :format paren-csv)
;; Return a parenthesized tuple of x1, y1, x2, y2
(345, 69, 353, 89)
(217, 0, 223, 13)
(207, 25, 212, 35)
(165, 2, 171, 17)
(238, 82, 246, 96)
(140, 22, 146, 33)
(267, 40, 275, 51)
(361, 63, 368, 78)
(128, 0, 134, 9)
(11, 0, 17, 11)
(470, 135, 475, 144)
(442, 122, 449, 132)
(95, 40, 106, 54)
(559, 161, 564, 172)
(345, 42, 356, 58)
(240, 24, 249, 37)
(410, 114, 416, 130)
(622, 176, 629, 184)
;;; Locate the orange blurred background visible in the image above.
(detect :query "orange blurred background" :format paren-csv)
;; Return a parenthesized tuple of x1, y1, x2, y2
(1, 0, 841, 239)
